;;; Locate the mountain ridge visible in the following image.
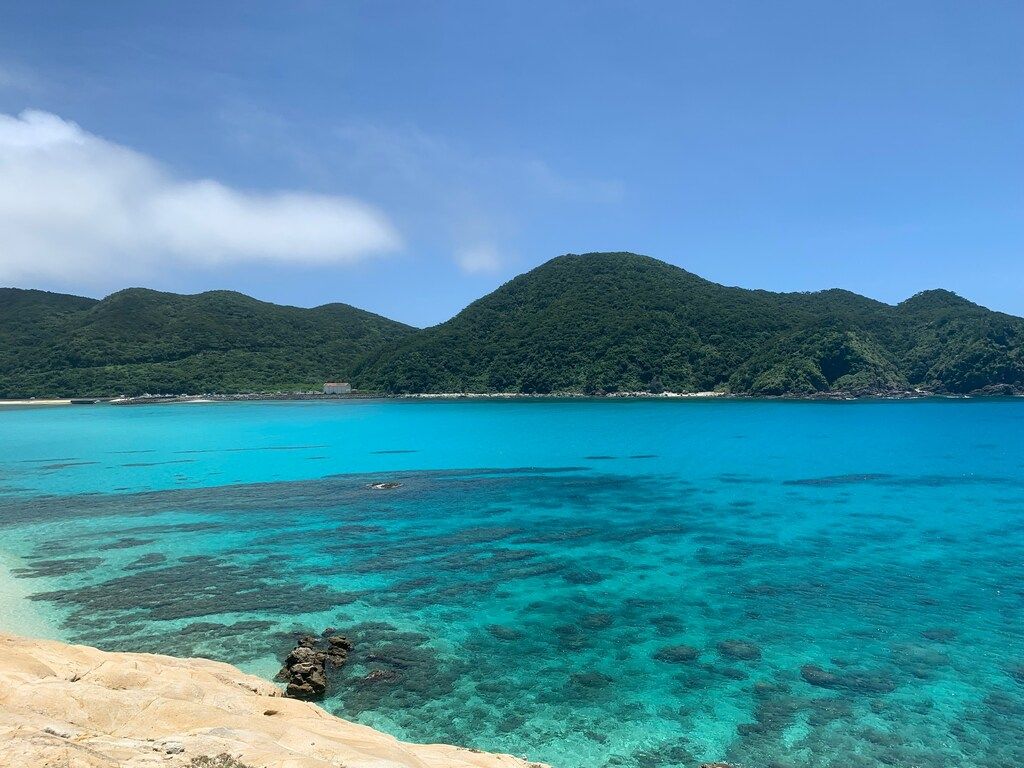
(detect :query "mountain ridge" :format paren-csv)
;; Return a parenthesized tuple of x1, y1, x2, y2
(0, 286, 415, 397)
(355, 252, 1023, 396)
(2, 252, 1022, 398)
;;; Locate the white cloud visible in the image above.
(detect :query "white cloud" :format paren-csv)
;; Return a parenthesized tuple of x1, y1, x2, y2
(455, 244, 503, 274)
(0, 110, 401, 283)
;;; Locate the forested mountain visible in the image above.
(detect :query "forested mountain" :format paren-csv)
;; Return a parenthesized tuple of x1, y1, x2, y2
(2, 253, 1022, 398)
(0, 287, 413, 397)
(354, 252, 1024, 396)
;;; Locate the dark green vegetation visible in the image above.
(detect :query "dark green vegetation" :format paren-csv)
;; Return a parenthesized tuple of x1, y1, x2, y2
(0, 288, 413, 397)
(2, 252, 1022, 397)
(355, 252, 1024, 396)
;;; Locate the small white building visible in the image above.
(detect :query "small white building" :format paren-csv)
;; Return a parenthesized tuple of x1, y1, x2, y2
(323, 382, 352, 395)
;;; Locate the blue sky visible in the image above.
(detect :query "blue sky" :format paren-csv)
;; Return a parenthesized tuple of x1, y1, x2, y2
(0, 1, 1021, 326)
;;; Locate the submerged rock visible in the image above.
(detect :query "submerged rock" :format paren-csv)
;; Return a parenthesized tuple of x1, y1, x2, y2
(562, 568, 605, 585)
(800, 664, 843, 689)
(800, 663, 896, 694)
(486, 625, 526, 641)
(580, 612, 615, 630)
(653, 644, 700, 663)
(703, 663, 748, 680)
(363, 668, 402, 684)
(649, 614, 684, 636)
(325, 636, 352, 668)
(717, 639, 761, 661)
(1008, 664, 1024, 685)
(890, 643, 949, 678)
(921, 627, 957, 642)
(985, 691, 1024, 717)
(569, 671, 614, 689)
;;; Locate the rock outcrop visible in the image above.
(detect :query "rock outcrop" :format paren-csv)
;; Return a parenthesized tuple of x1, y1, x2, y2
(276, 632, 353, 700)
(0, 633, 546, 768)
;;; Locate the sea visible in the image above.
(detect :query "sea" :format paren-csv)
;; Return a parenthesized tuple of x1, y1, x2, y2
(0, 398, 1021, 768)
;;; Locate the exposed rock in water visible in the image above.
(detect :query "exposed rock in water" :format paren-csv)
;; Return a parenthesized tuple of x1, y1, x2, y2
(369, 481, 402, 490)
(277, 631, 353, 700)
(280, 649, 327, 700)
(326, 633, 354, 658)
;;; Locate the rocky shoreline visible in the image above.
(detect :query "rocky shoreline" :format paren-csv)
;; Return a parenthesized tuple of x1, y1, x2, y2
(0, 633, 546, 768)
(101, 384, 1024, 406)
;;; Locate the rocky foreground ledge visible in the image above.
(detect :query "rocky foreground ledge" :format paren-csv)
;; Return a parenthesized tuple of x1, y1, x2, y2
(0, 634, 546, 768)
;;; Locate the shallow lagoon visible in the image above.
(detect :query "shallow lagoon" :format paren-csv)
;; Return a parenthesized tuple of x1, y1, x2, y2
(1, 399, 1022, 767)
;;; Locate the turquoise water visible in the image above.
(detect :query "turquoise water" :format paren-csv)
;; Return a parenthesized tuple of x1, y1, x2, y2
(1, 399, 1022, 767)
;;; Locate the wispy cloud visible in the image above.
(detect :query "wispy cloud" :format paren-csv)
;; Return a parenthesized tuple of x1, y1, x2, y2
(521, 158, 624, 204)
(327, 120, 623, 272)
(455, 244, 503, 274)
(332, 120, 623, 204)
(0, 110, 401, 283)
(0, 62, 43, 94)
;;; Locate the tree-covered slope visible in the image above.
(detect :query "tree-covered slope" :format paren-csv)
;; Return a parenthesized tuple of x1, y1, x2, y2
(355, 252, 1024, 395)
(0, 288, 414, 397)
(893, 290, 1024, 394)
(4, 253, 1021, 398)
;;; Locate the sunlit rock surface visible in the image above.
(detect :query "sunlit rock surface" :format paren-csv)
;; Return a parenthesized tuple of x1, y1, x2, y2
(0, 633, 546, 768)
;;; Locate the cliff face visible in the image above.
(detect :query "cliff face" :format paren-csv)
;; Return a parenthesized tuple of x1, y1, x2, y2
(0, 634, 545, 768)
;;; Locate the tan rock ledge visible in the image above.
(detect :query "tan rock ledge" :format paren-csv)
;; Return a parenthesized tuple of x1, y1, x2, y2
(0, 633, 547, 768)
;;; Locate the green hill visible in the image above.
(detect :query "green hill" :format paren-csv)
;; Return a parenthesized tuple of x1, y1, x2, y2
(0, 287, 414, 397)
(3, 253, 1022, 398)
(354, 252, 1024, 396)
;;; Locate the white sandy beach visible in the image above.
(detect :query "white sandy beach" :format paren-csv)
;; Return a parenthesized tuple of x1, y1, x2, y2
(0, 399, 73, 407)
(0, 552, 62, 641)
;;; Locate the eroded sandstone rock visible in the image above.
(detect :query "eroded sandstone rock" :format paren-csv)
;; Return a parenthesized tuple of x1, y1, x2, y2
(0, 632, 548, 768)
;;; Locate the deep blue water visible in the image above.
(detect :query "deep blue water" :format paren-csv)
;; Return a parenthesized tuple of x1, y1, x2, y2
(0, 399, 1022, 767)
